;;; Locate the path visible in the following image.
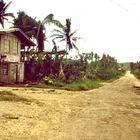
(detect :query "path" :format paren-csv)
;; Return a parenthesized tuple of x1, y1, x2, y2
(0, 71, 139, 140)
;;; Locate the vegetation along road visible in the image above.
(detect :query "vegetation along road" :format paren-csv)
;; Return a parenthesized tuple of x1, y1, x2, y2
(0, 71, 140, 140)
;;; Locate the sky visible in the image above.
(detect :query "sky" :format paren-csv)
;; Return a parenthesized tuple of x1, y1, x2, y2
(4, 0, 140, 62)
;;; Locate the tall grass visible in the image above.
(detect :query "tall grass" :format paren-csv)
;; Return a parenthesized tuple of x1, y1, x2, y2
(63, 80, 101, 91)
(36, 80, 102, 91)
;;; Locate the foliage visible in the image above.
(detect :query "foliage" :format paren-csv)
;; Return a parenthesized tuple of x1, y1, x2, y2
(6, 4, 124, 90)
(0, 0, 14, 28)
(43, 76, 54, 85)
(13, 11, 38, 37)
(51, 19, 81, 53)
(119, 62, 130, 71)
(133, 69, 140, 79)
(24, 51, 124, 89)
(130, 62, 140, 79)
(24, 51, 65, 82)
(13, 12, 61, 51)
(63, 80, 101, 91)
(94, 53, 122, 80)
(36, 14, 62, 51)
(35, 79, 101, 91)
(0, 91, 30, 103)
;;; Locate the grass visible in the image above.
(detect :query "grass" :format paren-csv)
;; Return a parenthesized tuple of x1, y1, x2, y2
(0, 91, 43, 106)
(63, 80, 102, 91)
(34, 72, 125, 91)
(105, 76, 122, 83)
(103, 72, 125, 83)
(0, 91, 30, 103)
(35, 80, 102, 91)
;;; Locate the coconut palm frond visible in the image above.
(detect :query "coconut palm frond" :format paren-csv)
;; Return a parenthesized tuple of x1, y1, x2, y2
(70, 29, 79, 37)
(52, 36, 64, 40)
(52, 39, 56, 46)
(0, 0, 14, 28)
(42, 13, 54, 25)
(52, 19, 64, 28)
(72, 42, 79, 52)
(42, 14, 64, 28)
(4, 13, 14, 18)
(3, 17, 8, 20)
(3, 1, 12, 12)
(51, 18, 81, 52)
(73, 37, 82, 39)
(0, 18, 4, 28)
(7, 21, 13, 24)
(72, 37, 82, 42)
(51, 34, 64, 38)
(59, 38, 65, 42)
(52, 29, 65, 35)
(72, 38, 77, 42)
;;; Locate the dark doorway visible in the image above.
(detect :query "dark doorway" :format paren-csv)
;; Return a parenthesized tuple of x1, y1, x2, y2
(15, 65, 18, 83)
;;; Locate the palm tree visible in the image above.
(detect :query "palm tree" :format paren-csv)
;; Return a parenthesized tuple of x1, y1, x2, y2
(51, 18, 81, 54)
(14, 12, 62, 51)
(13, 11, 38, 38)
(0, 0, 14, 28)
(94, 53, 100, 62)
(36, 14, 63, 51)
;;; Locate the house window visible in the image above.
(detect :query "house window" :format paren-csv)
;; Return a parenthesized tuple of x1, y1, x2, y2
(2, 64, 8, 75)
(17, 42, 19, 55)
(13, 41, 19, 55)
(4, 39, 10, 53)
(13, 40, 16, 54)
(9, 40, 11, 54)
(12, 40, 17, 54)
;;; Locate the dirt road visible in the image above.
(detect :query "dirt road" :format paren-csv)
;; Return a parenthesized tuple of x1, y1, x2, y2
(0, 71, 140, 140)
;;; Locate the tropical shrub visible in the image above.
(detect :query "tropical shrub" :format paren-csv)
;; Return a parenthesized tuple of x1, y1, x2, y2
(130, 62, 140, 79)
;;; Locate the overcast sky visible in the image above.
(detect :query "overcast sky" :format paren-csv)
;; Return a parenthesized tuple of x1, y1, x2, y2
(5, 0, 140, 62)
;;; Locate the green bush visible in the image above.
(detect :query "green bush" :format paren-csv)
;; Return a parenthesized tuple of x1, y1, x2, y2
(64, 80, 101, 91)
(133, 68, 140, 79)
(43, 76, 54, 85)
(96, 68, 111, 80)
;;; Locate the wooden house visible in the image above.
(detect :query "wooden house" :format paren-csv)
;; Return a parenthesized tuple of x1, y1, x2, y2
(0, 28, 35, 84)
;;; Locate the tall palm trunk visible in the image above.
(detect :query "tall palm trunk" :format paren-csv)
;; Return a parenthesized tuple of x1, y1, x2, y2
(37, 24, 44, 51)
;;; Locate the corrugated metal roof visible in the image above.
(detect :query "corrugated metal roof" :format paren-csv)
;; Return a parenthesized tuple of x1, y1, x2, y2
(0, 28, 36, 46)
(0, 28, 19, 32)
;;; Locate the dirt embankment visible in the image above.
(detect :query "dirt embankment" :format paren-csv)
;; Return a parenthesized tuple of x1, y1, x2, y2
(0, 71, 140, 140)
